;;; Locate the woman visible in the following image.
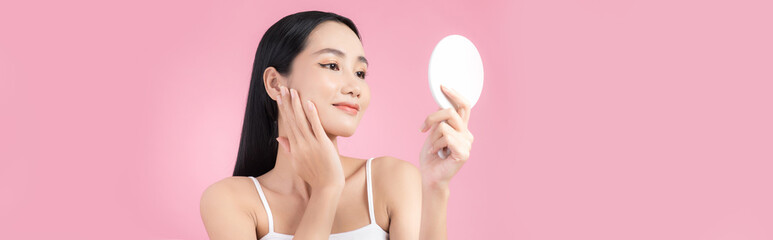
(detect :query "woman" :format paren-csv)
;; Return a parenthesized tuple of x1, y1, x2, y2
(200, 11, 474, 240)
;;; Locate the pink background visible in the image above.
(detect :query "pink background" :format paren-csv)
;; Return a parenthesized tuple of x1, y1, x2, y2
(1, 0, 772, 239)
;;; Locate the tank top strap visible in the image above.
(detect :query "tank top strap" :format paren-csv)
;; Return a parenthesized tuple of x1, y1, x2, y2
(250, 176, 275, 233)
(366, 157, 377, 224)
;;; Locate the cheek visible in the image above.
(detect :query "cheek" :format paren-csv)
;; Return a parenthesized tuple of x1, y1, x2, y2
(291, 76, 334, 102)
(303, 89, 337, 119)
(360, 87, 372, 110)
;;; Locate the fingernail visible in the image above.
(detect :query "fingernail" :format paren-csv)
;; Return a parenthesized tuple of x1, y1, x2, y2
(277, 95, 282, 105)
(281, 86, 287, 96)
(420, 122, 426, 131)
(290, 89, 297, 99)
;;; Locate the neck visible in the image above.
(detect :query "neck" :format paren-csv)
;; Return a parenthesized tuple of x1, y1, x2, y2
(262, 131, 341, 200)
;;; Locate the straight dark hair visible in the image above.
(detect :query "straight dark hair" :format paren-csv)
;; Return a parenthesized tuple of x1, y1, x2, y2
(233, 11, 361, 177)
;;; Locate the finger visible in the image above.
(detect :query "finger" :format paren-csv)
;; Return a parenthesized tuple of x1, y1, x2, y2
(276, 137, 290, 153)
(442, 123, 473, 144)
(459, 107, 471, 125)
(442, 130, 471, 162)
(433, 135, 470, 162)
(446, 138, 471, 162)
(430, 136, 449, 155)
(303, 100, 326, 140)
(421, 108, 466, 133)
(441, 85, 471, 124)
(428, 121, 454, 144)
(290, 88, 313, 140)
(279, 86, 300, 146)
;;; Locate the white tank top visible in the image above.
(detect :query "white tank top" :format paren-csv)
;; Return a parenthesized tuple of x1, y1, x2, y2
(249, 157, 389, 240)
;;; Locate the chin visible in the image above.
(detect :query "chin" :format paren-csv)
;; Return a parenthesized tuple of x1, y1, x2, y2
(325, 124, 358, 138)
(319, 107, 364, 138)
(335, 131, 355, 138)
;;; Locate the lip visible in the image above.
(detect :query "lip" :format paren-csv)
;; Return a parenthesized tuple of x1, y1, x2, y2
(334, 105, 358, 115)
(332, 102, 360, 111)
(332, 102, 360, 115)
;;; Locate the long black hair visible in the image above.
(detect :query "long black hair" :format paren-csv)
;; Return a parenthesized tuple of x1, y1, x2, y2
(232, 11, 361, 177)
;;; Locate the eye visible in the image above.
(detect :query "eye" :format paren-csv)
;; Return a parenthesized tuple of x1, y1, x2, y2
(356, 71, 367, 79)
(319, 63, 339, 71)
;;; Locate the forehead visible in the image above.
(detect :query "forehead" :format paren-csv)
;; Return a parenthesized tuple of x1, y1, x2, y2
(304, 21, 365, 57)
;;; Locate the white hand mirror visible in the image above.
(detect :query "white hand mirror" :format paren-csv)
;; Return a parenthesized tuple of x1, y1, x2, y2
(428, 34, 484, 159)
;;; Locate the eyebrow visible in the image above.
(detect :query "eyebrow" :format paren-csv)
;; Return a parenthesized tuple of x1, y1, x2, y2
(312, 48, 368, 66)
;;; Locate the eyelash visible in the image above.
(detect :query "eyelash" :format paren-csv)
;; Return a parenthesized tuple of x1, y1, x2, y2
(319, 63, 367, 80)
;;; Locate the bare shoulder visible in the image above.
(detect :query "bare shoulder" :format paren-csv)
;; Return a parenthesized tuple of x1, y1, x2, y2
(200, 176, 258, 239)
(371, 156, 422, 204)
(370, 156, 422, 232)
(200, 176, 256, 208)
(371, 156, 420, 180)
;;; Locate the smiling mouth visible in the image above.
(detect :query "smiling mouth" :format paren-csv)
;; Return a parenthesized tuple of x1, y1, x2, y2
(333, 104, 358, 115)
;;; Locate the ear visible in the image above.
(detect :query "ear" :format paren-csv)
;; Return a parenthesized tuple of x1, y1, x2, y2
(263, 66, 283, 101)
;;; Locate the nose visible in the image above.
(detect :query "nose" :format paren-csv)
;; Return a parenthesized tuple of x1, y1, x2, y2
(342, 76, 362, 98)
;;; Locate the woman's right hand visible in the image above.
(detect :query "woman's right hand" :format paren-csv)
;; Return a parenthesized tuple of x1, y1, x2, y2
(275, 86, 345, 191)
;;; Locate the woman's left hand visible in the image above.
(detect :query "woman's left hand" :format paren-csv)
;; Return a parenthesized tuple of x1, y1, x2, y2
(419, 85, 475, 188)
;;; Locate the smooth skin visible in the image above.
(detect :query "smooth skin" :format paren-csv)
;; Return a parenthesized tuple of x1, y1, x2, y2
(200, 21, 474, 240)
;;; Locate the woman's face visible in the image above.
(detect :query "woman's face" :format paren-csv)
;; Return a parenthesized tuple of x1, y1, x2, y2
(269, 21, 370, 138)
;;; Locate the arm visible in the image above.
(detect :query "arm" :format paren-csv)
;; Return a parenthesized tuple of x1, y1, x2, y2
(291, 185, 344, 240)
(380, 156, 452, 240)
(383, 158, 422, 240)
(378, 157, 449, 240)
(200, 178, 257, 240)
(420, 181, 450, 240)
(416, 85, 475, 240)
(273, 87, 348, 239)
